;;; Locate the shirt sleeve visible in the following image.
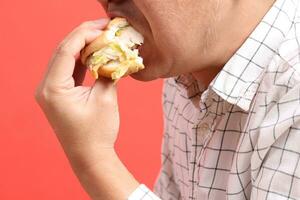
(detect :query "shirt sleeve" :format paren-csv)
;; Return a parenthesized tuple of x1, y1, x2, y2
(128, 184, 161, 200)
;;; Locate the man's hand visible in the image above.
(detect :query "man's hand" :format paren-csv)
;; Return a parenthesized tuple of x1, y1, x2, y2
(35, 18, 118, 170)
(35, 18, 139, 199)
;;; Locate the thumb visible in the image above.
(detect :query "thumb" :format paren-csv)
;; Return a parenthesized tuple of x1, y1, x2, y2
(92, 77, 118, 105)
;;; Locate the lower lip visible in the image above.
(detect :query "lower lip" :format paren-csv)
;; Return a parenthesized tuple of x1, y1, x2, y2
(107, 12, 124, 19)
(138, 44, 147, 58)
(138, 45, 142, 51)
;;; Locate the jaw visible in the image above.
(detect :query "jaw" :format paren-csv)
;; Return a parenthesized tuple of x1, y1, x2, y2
(130, 59, 174, 82)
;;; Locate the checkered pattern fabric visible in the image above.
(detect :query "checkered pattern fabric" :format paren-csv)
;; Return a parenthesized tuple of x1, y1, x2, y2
(128, 184, 161, 200)
(129, 0, 300, 199)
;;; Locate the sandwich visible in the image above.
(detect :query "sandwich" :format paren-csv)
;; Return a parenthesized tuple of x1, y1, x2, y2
(80, 17, 145, 81)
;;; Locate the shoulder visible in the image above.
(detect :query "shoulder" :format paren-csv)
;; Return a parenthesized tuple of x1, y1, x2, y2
(258, 17, 300, 103)
(277, 14, 300, 76)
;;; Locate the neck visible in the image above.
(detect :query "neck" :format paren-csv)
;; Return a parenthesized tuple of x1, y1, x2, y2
(192, 0, 276, 88)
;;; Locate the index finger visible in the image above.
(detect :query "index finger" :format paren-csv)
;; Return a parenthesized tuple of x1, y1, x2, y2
(45, 18, 109, 87)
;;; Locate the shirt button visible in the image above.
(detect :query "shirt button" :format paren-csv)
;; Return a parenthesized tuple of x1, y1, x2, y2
(199, 123, 209, 132)
(197, 123, 210, 142)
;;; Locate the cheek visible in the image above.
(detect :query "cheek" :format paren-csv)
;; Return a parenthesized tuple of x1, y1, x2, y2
(132, 1, 202, 76)
(133, 0, 181, 44)
(141, 36, 172, 73)
(137, 23, 189, 79)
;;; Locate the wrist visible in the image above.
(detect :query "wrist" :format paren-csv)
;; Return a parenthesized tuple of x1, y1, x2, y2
(69, 149, 140, 200)
(68, 147, 116, 172)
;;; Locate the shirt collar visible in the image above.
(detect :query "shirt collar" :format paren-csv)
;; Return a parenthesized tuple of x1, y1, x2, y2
(208, 0, 298, 111)
(175, 0, 298, 111)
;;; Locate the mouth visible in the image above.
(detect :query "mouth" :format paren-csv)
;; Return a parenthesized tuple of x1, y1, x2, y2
(107, 11, 133, 27)
(137, 43, 144, 53)
(106, 11, 146, 55)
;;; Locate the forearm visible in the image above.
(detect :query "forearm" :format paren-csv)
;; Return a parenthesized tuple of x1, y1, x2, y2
(70, 150, 140, 200)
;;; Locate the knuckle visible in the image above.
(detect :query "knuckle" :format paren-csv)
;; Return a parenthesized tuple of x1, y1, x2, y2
(56, 42, 66, 53)
(76, 28, 87, 36)
(35, 85, 48, 104)
(78, 21, 93, 29)
(55, 42, 70, 57)
(34, 84, 55, 105)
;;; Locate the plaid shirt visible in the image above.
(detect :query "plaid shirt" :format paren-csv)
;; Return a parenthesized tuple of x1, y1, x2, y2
(128, 0, 300, 199)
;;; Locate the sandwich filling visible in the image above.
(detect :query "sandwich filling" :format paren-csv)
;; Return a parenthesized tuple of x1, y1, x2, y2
(86, 19, 144, 80)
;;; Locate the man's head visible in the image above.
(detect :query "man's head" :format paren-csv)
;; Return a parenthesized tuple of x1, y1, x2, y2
(98, 0, 274, 81)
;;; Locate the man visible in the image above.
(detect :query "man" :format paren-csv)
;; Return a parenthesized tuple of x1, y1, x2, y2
(35, 0, 300, 199)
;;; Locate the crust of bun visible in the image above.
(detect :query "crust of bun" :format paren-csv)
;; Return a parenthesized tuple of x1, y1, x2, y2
(107, 17, 128, 29)
(97, 62, 120, 78)
(97, 62, 144, 78)
(80, 32, 112, 65)
(81, 18, 130, 64)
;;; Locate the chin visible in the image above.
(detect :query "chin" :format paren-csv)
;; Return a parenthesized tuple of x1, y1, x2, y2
(130, 45, 173, 81)
(130, 69, 158, 81)
(131, 59, 176, 81)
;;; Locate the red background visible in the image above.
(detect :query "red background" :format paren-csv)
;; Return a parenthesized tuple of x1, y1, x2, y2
(0, 0, 163, 199)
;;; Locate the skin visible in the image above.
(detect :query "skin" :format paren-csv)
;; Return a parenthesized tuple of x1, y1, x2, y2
(36, 0, 275, 199)
(103, 0, 274, 82)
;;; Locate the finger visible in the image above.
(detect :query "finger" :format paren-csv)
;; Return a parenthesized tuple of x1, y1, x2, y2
(60, 18, 110, 57)
(93, 77, 116, 93)
(45, 18, 109, 86)
(46, 29, 101, 87)
(73, 59, 87, 86)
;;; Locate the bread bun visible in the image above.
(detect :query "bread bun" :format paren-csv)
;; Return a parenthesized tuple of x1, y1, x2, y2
(80, 31, 111, 65)
(80, 17, 144, 81)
